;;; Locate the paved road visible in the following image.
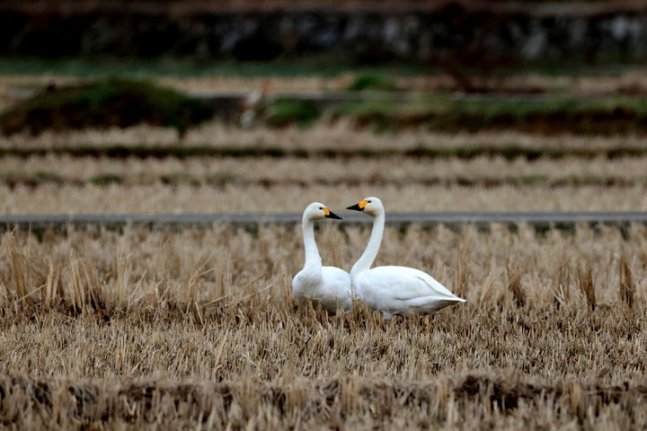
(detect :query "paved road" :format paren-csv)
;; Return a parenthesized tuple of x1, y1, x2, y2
(1, 212, 646, 232)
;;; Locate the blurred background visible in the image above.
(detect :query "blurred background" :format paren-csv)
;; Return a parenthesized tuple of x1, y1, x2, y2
(0, 0, 646, 215)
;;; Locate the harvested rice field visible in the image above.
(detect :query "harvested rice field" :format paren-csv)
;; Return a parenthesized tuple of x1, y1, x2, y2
(2, 183, 647, 214)
(1, 223, 646, 428)
(1, 88, 647, 427)
(3, 125, 647, 151)
(0, 126, 646, 215)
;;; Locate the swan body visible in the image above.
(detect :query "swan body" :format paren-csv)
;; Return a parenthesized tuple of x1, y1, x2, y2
(347, 197, 465, 319)
(292, 202, 352, 313)
(353, 266, 465, 319)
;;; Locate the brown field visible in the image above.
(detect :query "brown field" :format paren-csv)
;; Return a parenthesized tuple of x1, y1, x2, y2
(1, 112, 647, 429)
(1, 223, 646, 428)
(2, 155, 647, 184)
(3, 124, 647, 151)
(1, 183, 646, 214)
(0, 153, 646, 214)
(0, 126, 646, 215)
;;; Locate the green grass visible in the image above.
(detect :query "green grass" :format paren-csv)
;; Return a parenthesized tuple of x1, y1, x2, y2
(89, 173, 124, 185)
(0, 77, 214, 135)
(0, 57, 424, 78)
(264, 98, 320, 128)
(4, 56, 643, 79)
(4, 74, 647, 135)
(339, 94, 647, 117)
(329, 94, 647, 134)
(347, 72, 399, 92)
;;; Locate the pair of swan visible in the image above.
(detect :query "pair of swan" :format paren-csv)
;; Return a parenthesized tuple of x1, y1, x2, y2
(292, 197, 465, 319)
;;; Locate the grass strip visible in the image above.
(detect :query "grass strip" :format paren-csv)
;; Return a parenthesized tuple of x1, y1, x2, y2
(328, 94, 647, 135)
(5, 76, 647, 136)
(0, 77, 214, 135)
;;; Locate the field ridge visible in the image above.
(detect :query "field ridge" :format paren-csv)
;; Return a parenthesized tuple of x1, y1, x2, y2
(1, 144, 647, 160)
(1, 373, 644, 428)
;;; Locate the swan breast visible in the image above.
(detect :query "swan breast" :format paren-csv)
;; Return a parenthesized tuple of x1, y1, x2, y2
(292, 266, 352, 312)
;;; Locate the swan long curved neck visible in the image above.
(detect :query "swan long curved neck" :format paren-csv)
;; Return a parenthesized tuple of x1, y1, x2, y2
(301, 216, 322, 269)
(351, 211, 385, 276)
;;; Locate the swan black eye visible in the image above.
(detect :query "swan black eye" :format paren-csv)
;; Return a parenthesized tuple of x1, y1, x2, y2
(319, 206, 323, 210)
(367, 200, 372, 203)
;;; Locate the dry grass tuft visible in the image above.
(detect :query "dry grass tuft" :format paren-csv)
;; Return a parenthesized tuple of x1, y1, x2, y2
(618, 252, 635, 309)
(506, 261, 526, 308)
(551, 260, 571, 310)
(577, 264, 597, 311)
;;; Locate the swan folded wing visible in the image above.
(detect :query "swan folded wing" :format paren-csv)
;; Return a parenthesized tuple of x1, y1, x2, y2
(404, 295, 464, 314)
(370, 266, 459, 301)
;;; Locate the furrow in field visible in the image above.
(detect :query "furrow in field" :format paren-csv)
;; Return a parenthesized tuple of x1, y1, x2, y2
(0, 155, 646, 187)
(3, 126, 647, 152)
(1, 183, 645, 214)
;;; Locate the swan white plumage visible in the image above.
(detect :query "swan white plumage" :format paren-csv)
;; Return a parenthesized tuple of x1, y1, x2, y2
(292, 202, 353, 313)
(347, 196, 465, 319)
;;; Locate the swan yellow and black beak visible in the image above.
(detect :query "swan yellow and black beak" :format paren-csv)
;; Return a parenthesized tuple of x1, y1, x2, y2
(346, 200, 367, 212)
(324, 208, 342, 220)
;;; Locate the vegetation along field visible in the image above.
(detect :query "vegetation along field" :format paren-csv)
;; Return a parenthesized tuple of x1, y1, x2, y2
(1, 64, 646, 428)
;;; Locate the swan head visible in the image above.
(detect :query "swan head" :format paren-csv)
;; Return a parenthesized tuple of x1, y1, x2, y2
(346, 196, 383, 217)
(304, 202, 342, 221)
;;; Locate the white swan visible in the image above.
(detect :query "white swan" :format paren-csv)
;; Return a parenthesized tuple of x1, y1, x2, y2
(347, 197, 465, 319)
(292, 202, 353, 313)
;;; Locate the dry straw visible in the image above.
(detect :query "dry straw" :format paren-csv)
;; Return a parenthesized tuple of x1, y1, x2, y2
(1, 183, 646, 214)
(0, 223, 646, 427)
